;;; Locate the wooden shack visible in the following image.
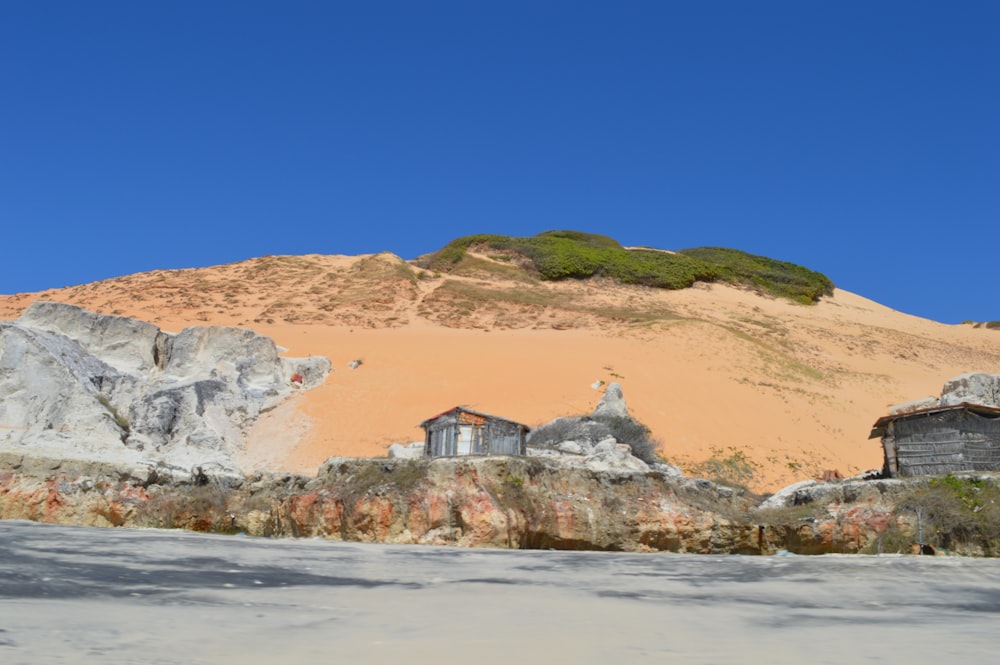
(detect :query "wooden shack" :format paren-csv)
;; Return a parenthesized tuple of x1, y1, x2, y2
(870, 403, 1000, 477)
(420, 407, 529, 458)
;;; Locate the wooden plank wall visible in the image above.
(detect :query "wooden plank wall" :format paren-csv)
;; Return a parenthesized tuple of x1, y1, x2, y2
(894, 411, 1000, 477)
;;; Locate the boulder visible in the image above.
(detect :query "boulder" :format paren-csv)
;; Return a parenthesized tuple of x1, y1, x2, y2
(555, 441, 584, 455)
(939, 372, 1000, 408)
(758, 480, 820, 510)
(584, 438, 650, 473)
(651, 461, 684, 478)
(388, 442, 425, 460)
(593, 436, 619, 455)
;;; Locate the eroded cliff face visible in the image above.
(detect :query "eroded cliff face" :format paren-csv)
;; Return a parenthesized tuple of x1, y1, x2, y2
(0, 453, 915, 555)
(271, 457, 760, 552)
(0, 302, 330, 479)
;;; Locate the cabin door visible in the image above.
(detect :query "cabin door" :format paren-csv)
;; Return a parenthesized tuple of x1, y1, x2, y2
(456, 425, 473, 455)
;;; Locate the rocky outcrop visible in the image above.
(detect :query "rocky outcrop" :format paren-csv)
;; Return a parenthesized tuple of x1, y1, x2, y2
(526, 382, 677, 473)
(282, 457, 758, 551)
(887, 372, 1000, 414)
(3, 450, 995, 555)
(753, 472, 1000, 556)
(0, 303, 330, 481)
(0, 453, 763, 552)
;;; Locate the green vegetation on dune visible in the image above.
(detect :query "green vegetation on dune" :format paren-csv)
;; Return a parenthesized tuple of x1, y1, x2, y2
(962, 320, 1000, 330)
(419, 231, 834, 304)
(677, 247, 834, 304)
(534, 229, 623, 248)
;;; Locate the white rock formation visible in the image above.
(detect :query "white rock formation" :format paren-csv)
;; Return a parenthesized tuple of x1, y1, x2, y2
(757, 479, 820, 510)
(885, 372, 1000, 416)
(583, 437, 650, 473)
(888, 396, 940, 416)
(592, 382, 629, 419)
(0, 302, 330, 481)
(524, 383, 682, 474)
(388, 442, 425, 460)
(939, 372, 1000, 408)
(555, 440, 584, 455)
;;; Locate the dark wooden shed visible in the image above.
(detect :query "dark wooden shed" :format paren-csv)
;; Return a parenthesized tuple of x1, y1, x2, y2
(870, 403, 1000, 477)
(420, 407, 529, 458)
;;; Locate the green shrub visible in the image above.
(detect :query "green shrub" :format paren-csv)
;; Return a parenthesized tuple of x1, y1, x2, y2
(535, 229, 623, 248)
(678, 247, 834, 304)
(139, 485, 240, 533)
(862, 520, 914, 555)
(419, 234, 513, 271)
(527, 418, 588, 447)
(686, 446, 761, 488)
(752, 502, 828, 526)
(96, 394, 130, 435)
(895, 474, 1000, 555)
(418, 231, 833, 304)
(528, 413, 663, 465)
(592, 415, 663, 465)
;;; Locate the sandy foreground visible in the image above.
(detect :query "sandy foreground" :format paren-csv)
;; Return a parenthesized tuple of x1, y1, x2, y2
(2, 520, 999, 665)
(4, 253, 1000, 491)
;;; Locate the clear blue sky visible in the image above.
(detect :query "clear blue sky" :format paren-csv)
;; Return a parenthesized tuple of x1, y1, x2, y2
(2, 2, 997, 323)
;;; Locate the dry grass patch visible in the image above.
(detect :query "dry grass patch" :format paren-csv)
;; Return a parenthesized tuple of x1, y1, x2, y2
(420, 279, 680, 329)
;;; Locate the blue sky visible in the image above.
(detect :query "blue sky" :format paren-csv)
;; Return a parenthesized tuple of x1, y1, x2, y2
(2, 2, 997, 323)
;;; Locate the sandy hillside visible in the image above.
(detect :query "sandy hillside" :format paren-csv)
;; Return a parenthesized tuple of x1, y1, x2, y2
(4, 252, 1000, 492)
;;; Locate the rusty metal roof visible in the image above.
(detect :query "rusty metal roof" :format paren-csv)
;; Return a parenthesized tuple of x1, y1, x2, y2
(419, 406, 530, 431)
(869, 402, 1000, 439)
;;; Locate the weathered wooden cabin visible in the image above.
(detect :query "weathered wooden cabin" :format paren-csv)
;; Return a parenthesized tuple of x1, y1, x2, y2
(870, 403, 1000, 477)
(420, 407, 529, 458)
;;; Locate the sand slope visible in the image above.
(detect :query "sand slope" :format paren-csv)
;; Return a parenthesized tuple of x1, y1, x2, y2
(4, 252, 999, 491)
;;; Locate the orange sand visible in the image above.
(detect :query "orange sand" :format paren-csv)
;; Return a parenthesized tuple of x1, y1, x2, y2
(4, 253, 1000, 492)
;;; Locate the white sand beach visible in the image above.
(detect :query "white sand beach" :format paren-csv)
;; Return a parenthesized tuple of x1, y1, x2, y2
(2, 521, 999, 664)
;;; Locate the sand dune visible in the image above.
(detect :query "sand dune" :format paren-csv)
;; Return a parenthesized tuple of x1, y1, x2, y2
(4, 252, 999, 491)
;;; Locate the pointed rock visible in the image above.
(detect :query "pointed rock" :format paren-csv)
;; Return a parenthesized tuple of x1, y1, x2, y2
(593, 382, 629, 419)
